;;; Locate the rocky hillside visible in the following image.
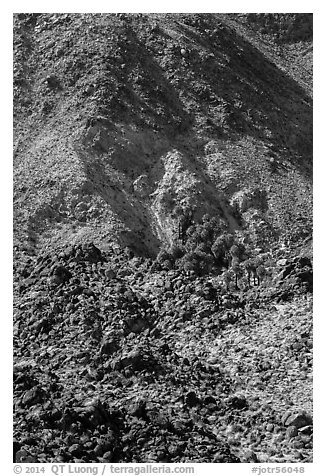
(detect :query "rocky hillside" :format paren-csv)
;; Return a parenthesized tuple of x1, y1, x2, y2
(14, 242, 312, 463)
(13, 13, 312, 257)
(13, 13, 313, 464)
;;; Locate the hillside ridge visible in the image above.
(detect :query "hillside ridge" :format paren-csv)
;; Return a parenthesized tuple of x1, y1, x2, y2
(13, 13, 312, 256)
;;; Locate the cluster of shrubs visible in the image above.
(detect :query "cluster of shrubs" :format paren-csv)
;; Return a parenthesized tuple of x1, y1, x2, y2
(153, 213, 269, 289)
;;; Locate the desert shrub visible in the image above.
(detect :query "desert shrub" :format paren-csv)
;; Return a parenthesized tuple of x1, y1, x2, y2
(186, 224, 203, 248)
(211, 236, 226, 263)
(193, 248, 214, 275)
(229, 243, 246, 261)
(162, 259, 173, 270)
(176, 247, 213, 276)
(184, 214, 227, 252)
(182, 260, 197, 274)
(178, 252, 200, 274)
(168, 243, 186, 261)
(185, 224, 196, 239)
(211, 233, 235, 266)
(223, 233, 235, 249)
(196, 241, 212, 255)
(155, 212, 270, 280)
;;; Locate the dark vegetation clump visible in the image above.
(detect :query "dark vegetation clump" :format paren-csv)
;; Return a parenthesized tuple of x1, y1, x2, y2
(154, 212, 271, 291)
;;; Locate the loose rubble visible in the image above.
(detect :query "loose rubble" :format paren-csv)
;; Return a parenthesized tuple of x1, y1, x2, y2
(13, 242, 313, 463)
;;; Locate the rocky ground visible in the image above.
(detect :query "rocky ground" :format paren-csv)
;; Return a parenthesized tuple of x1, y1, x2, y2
(13, 13, 313, 464)
(13, 242, 313, 463)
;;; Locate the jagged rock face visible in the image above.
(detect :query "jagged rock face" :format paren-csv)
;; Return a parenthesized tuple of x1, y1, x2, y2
(13, 13, 312, 256)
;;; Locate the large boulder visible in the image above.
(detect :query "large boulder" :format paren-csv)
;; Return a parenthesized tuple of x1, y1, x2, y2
(49, 265, 72, 285)
(282, 410, 312, 429)
(81, 243, 103, 263)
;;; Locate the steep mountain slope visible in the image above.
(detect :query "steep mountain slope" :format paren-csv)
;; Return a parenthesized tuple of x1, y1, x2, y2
(223, 13, 313, 95)
(13, 13, 312, 256)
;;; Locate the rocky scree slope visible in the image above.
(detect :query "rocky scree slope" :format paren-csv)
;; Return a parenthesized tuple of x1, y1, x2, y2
(14, 243, 312, 463)
(13, 13, 312, 256)
(13, 13, 313, 464)
(220, 14, 313, 95)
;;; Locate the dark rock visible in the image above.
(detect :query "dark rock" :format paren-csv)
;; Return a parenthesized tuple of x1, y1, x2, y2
(280, 264, 295, 280)
(111, 349, 152, 372)
(79, 243, 103, 263)
(296, 269, 313, 287)
(286, 425, 298, 438)
(227, 395, 248, 410)
(83, 288, 96, 297)
(298, 425, 313, 435)
(100, 338, 119, 357)
(129, 400, 147, 419)
(292, 439, 305, 449)
(203, 395, 217, 406)
(282, 410, 312, 429)
(124, 315, 150, 334)
(51, 265, 72, 285)
(13, 440, 21, 461)
(105, 268, 116, 279)
(101, 451, 113, 462)
(172, 419, 189, 435)
(73, 400, 110, 429)
(295, 256, 312, 268)
(22, 386, 43, 407)
(46, 75, 61, 89)
(68, 444, 83, 457)
(20, 436, 38, 446)
(185, 391, 200, 407)
(94, 440, 112, 457)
